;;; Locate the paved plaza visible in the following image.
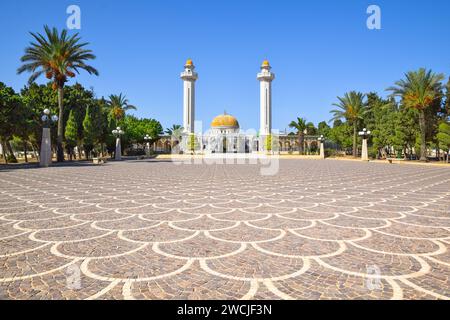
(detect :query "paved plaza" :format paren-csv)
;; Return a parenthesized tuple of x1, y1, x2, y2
(0, 159, 449, 300)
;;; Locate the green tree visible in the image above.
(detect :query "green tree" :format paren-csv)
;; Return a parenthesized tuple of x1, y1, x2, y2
(0, 83, 24, 163)
(63, 83, 96, 158)
(392, 108, 419, 159)
(328, 121, 353, 152)
(21, 83, 58, 154)
(83, 106, 96, 159)
(18, 25, 98, 162)
(365, 93, 397, 158)
(444, 78, 450, 117)
(306, 122, 318, 135)
(387, 68, 444, 161)
(64, 109, 78, 160)
(317, 121, 331, 137)
(437, 121, 450, 162)
(289, 117, 307, 154)
(330, 91, 366, 157)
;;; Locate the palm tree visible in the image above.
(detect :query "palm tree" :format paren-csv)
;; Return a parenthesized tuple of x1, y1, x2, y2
(18, 26, 98, 162)
(330, 91, 366, 157)
(387, 68, 444, 161)
(289, 117, 307, 154)
(165, 124, 183, 148)
(107, 93, 137, 121)
(165, 124, 183, 136)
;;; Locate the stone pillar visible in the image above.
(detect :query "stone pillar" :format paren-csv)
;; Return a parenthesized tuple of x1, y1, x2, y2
(320, 142, 325, 159)
(361, 138, 369, 161)
(115, 137, 122, 161)
(40, 128, 52, 167)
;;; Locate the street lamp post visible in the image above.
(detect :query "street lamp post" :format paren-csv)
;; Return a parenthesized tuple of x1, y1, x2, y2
(112, 127, 124, 161)
(144, 134, 152, 157)
(358, 128, 371, 161)
(40, 109, 58, 167)
(318, 135, 325, 159)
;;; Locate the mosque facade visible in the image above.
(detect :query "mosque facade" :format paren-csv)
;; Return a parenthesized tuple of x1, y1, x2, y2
(153, 59, 319, 154)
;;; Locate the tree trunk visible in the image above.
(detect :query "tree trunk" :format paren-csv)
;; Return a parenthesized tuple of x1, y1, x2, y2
(0, 139, 7, 164)
(31, 143, 38, 162)
(353, 124, 357, 157)
(57, 86, 65, 162)
(23, 140, 28, 163)
(298, 134, 304, 155)
(418, 110, 427, 161)
(6, 140, 17, 162)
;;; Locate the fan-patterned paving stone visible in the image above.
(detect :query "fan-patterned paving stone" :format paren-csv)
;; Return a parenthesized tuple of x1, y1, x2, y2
(376, 221, 450, 239)
(180, 205, 234, 214)
(345, 207, 404, 219)
(158, 233, 242, 258)
(211, 210, 270, 222)
(3, 210, 66, 221)
(56, 233, 142, 258)
(0, 246, 72, 279)
(256, 232, 342, 257)
(0, 267, 113, 300)
(248, 215, 312, 230)
(209, 223, 282, 242)
(320, 243, 424, 277)
(172, 216, 238, 231)
(356, 231, 441, 255)
(55, 205, 109, 214)
(129, 261, 251, 300)
(397, 214, 450, 228)
(206, 246, 304, 279)
(0, 233, 44, 255)
(294, 221, 368, 241)
(72, 210, 131, 221)
(94, 216, 160, 231)
(86, 246, 188, 279)
(278, 209, 337, 220)
(122, 223, 196, 243)
(0, 159, 450, 300)
(275, 260, 395, 300)
(17, 216, 84, 230)
(0, 222, 29, 238)
(33, 223, 108, 242)
(405, 260, 450, 298)
(140, 211, 200, 222)
(324, 214, 388, 228)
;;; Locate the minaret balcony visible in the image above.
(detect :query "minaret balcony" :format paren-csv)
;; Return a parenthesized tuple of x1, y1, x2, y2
(257, 72, 275, 81)
(181, 71, 198, 81)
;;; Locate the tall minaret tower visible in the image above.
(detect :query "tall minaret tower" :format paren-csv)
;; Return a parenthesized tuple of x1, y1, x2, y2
(257, 60, 275, 138)
(180, 59, 198, 134)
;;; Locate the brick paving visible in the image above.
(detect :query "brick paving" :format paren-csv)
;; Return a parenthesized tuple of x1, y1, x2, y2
(0, 159, 449, 300)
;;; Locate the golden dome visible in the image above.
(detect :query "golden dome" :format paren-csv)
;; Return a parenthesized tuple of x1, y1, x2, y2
(185, 59, 193, 66)
(211, 113, 239, 129)
(262, 60, 270, 67)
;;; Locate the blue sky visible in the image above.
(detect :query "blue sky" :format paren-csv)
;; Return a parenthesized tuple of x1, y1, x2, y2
(0, 0, 449, 131)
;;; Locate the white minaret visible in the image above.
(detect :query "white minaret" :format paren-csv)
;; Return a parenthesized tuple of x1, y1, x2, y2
(180, 59, 198, 134)
(257, 60, 275, 138)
